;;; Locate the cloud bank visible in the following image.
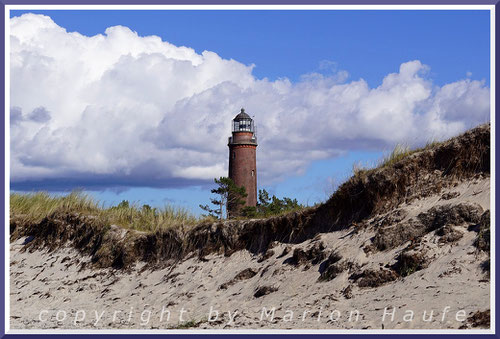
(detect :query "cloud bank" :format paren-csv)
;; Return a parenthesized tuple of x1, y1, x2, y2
(10, 13, 490, 190)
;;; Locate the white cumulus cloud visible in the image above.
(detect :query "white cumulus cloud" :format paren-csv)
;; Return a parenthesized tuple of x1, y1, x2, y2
(10, 13, 490, 190)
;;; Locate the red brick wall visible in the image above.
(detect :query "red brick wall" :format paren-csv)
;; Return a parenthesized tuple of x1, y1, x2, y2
(228, 134, 257, 208)
(232, 132, 253, 143)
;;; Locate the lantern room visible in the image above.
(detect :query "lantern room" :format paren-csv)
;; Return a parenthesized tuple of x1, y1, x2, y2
(232, 108, 255, 133)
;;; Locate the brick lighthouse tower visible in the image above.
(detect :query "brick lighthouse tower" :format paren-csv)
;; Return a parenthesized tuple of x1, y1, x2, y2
(228, 108, 258, 211)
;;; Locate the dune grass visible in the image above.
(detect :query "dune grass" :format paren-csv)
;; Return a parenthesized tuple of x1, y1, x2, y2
(10, 191, 200, 232)
(352, 139, 444, 178)
(378, 143, 412, 168)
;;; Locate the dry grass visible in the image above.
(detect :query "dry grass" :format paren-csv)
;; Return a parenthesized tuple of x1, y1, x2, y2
(379, 143, 412, 168)
(351, 143, 417, 178)
(353, 140, 444, 178)
(352, 160, 368, 177)
(10, 191, 200, 232)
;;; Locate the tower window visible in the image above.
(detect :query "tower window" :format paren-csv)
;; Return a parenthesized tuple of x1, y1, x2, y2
(233, 152, 236, 159)
(251, 170, 254, 177)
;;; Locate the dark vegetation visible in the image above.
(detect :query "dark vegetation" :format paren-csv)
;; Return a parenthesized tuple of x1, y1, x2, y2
(371, 203, 483, 251)
(436, 225, 463, 243)
(474, 210, 490, 252)
(200, 177, 304, 220)
(219, 268, 258, 290)
(350, 269, 399, 288)
(317, 251, 346, 282)
(10, 124, 490, 270)
(392, 250, 428, 277)
(284, 242, 327, 267)
(170, 318, 207, 329)
(254, 285, 278, 298)
(244, 189, 304, 218)
(474, 210, 491, 276)
(199, 177, 247, 220)
(466, 310, 490, 328)
(347, 250, 428, 288)
(257, 249, 275, 263)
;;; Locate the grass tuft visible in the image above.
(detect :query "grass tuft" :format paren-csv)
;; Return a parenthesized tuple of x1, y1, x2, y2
(379, 143, 412, 168)
(351, 139, 445, 179)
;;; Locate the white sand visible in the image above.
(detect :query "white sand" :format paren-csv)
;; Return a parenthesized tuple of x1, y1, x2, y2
(10, 178, 491, 330)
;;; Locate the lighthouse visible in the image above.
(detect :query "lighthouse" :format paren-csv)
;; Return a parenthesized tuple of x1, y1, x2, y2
(228, 108, 258, 212)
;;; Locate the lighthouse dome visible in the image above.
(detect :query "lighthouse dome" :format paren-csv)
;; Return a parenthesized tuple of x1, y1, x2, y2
(234, 108, 251, 121)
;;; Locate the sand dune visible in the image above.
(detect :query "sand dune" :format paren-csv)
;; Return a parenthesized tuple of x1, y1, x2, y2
(9, 124, 491, 331)
(10, 178, 490, 330)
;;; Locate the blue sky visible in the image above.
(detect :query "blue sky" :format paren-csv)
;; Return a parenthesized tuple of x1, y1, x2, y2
(11, 10, 490, 86)
(9, 9, 491, 215)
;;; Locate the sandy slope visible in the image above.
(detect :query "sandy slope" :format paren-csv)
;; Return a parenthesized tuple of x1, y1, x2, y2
(10, 177, 490, 330)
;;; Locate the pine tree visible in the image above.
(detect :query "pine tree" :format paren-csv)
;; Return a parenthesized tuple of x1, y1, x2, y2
(200, 177, 247, 220)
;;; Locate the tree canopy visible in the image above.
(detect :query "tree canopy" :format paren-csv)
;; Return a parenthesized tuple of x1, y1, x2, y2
(199, 177, 247, 220)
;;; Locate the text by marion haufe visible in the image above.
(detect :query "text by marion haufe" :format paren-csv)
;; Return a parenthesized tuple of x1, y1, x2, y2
(37, 306, 468, 327)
